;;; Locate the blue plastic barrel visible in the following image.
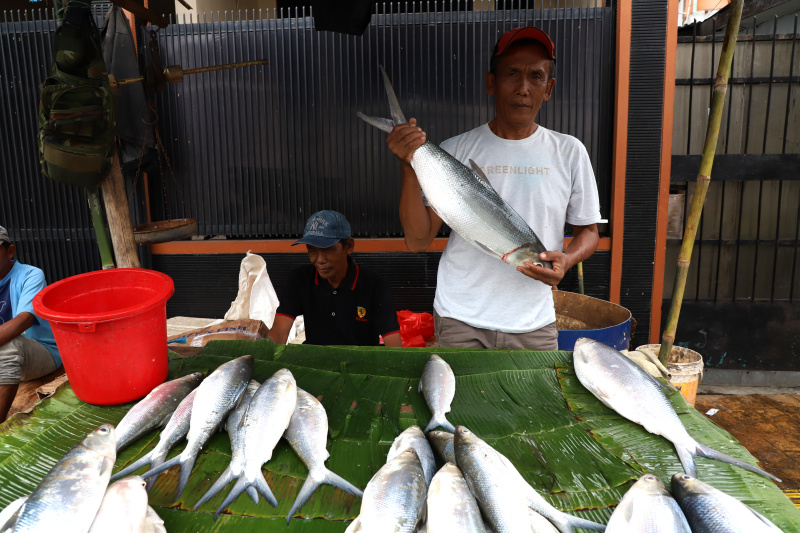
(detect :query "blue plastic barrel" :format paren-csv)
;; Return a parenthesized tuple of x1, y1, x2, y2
(554, 291, 633, 351)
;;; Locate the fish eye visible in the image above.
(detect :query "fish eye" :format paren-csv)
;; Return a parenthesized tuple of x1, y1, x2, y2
(98, 427, 109, 433)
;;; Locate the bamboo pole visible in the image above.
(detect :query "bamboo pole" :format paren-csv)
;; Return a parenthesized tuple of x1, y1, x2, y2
(659, 0, 744, 365)
(86, 189, 115, 269)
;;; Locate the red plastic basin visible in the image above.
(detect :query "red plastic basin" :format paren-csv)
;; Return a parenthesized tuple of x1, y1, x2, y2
(33, 268, 174, 405)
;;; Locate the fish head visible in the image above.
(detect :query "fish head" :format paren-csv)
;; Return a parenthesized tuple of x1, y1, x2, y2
(430, 354, 443, 362)
(84, 423, 117, 459)
(504, 245, 548, 268)
(453, 426, 480, 449)
(634, 473, 669, 496)
(573, 337, 598, 364)
(671, 473, 704, 502)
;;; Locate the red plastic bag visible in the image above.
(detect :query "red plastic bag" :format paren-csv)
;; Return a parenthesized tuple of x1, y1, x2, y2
(396, 310, 435, 347)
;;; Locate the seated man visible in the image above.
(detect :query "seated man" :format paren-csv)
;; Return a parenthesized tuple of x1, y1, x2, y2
(269, 211, 402, 347)
(0, 227, 61, 422)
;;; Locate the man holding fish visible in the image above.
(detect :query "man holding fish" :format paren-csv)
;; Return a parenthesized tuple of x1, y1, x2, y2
(385, 27, 602, 350)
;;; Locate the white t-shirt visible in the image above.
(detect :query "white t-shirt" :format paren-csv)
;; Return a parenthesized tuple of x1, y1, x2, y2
(433, 123, 601, 333)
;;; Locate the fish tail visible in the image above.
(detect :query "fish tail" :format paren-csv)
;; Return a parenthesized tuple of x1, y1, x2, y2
(193, 465, 235, 509)
(286, 467, 364, 524)
(144, 449, 169, 492)
(213, 477, 249, 521)
(675, 444, 698, 478)
(173, 453, 198, 502)
(378, 65, 407, 124)
(424, 416, 455, 434)
(355, 112, 395, 134)
(246, 487, 259, 504)
(253, 472, 279, 507)
(695, 442, 782, 482)
(140, 453, 181, 480)
(110, 449, 155, 481)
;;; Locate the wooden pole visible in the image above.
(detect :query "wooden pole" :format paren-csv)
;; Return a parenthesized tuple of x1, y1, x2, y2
(659, 0, 743, 365)
(100, 150, 141, 268)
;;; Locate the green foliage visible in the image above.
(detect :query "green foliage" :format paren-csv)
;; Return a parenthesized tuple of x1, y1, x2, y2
(0, 340, 797, 531)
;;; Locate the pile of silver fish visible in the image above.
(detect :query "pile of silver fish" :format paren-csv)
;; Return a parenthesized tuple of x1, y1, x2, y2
(358, 66, 552, 270)
(346, 354, 607, 533)
(1, 344, 788, 531)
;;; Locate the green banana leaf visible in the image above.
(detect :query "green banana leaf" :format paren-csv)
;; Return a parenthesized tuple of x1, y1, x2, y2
(1, 339, 798, 531)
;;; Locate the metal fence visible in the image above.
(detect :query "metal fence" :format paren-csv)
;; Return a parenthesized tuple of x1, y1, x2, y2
(668, 16, 800, 303)
(1, 1, 615, 285)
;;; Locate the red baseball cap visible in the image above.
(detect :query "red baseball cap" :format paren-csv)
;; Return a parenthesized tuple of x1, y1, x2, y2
(492, 27, 556, 61)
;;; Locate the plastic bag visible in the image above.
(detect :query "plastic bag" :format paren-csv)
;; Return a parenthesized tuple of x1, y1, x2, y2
(224, 252, 280, 328)
(396, 310, 435, 348)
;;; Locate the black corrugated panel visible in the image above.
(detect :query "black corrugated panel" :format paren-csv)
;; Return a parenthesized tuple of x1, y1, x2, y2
(147, 3, 615, 239)
(620, 1, 667, 344)
(153, 250, 610, 320)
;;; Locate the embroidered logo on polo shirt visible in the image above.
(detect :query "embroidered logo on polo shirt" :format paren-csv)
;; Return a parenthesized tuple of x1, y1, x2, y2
(356, 306, 367, 322)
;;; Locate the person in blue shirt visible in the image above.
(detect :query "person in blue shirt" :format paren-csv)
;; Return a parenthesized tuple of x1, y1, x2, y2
(0, 226, 61, 422)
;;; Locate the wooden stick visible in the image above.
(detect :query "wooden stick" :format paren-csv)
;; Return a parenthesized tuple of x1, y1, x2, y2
(100, 150, 141, 268)
(659, 0, 743, 365)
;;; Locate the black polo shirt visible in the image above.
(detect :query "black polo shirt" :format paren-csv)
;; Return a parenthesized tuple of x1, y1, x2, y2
(275, 258, 400, 346)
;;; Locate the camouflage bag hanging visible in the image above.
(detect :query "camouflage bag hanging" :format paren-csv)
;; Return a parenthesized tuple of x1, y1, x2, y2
(38, 6, 116, 190)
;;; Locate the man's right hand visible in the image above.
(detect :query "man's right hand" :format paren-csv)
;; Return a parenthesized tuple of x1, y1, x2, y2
(387, 118, 426, 164)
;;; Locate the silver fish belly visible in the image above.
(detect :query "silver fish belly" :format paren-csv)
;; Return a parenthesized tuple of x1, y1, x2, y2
(358, 66, 551, 270)
(88, 476, 150, 533)
(672, 473, 784, 533)
(140, 355, 255, 499)
(387, 425, 437, 487)
(606, 474, 690, 533)
(114, 372, 204, 452)
(425, 462, 486, 533)
(12, 424, 116, 533)
(573, 338, 779, 482)
(352, 448, 427, 533)
(284, 388, 363, 523)
(419, 355, 456, 434)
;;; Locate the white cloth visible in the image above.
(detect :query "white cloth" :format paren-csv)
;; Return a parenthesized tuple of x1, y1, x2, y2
(224, 252, 280, 328)
(433, 124, 601, 333)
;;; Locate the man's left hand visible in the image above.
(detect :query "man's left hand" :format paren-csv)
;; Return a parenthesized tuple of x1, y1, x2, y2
(517, 251, 567, 286)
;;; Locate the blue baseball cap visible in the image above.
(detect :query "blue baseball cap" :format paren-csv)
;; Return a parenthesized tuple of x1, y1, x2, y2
(292, 210, 352, 248)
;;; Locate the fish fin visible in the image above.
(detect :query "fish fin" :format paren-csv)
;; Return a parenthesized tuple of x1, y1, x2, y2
(286, 470, 324, 524)
(468, 159, 491, 184)
(473, 240, 502, 259)
(246, 487, 259, 504)
(747, 505, 783, 530)
(675, 445, 698, 479)
(695, 442, 781, 482)
(110, 449, 155, 482)
(193, 465, 235, 509)
(356, 112, 395, 134)
(213, 477, 248, 521)
(559, 513, 607, 532)
(378, 64, 408, 124)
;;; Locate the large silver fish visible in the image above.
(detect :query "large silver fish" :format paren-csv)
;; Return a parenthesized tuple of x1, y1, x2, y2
(427, 430, 455, 465)
(345, 448, 427, 533)
(88, 476, 150, 533)
(573, 338, 780, 482)
(387, 425, 436, 487)
(419, 355, 456, 433)
(455, 426, 605, 533)
(208, 368, 297, 519)
(111, 387, 199, 489)
(605, 474, 690, 533)
(671, 473, 784, 532)
(114, 372, 204, 452)
(454, 426, 532, 533)
(10, 424, 116, 533)
(192, 379, 261, 510)
(358, 66, 551, 270)
(141, 355, 254, 499)
(284, 388, 363, 524)
(425, 462, 486, 533)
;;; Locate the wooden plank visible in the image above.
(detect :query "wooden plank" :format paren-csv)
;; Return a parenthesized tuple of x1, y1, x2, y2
(671, 154, 800, 181)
